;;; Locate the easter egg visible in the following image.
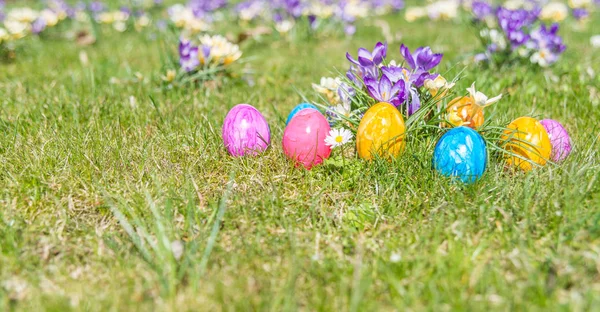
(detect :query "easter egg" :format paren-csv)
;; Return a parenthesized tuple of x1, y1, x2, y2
(222, 104, 271, 157)
(433, 127, 487, 184)
(446, 96, 484, 129)
(501, 117, 552, 171)
(540, 119, 572, 162)
(356, 102, 406, 160)
(286, 103, 318, 125)
(282, 109, 331, 169)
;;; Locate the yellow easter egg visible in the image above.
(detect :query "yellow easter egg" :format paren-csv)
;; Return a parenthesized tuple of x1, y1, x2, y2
(357, 102, 406, 160)
(501, 116, 552, 171)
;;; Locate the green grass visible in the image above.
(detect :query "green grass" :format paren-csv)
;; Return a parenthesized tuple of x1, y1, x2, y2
(1, 10, 600, 311)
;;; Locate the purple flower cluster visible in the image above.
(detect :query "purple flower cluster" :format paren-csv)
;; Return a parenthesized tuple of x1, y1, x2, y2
(472, 2, 566, 67)
(179, 38, 210, 72)
(234, 0, 404, 36)
(572, 8, 589, 20)
(527, 23, 566, 63)
(189, 0, 228, 18)
(496, 7, 540, 47)
(345, 42, 442, 116)
(0, 0, 5, 23)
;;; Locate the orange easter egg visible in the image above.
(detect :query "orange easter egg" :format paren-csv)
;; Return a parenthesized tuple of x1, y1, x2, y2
(356, 102, 406, 160)
(446, 96, 484, 129)
(501, 117, 552, 171)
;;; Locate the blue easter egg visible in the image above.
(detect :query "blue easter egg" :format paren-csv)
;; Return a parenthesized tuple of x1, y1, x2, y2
(433, 127, 487, 184)
(286, 103, 318, 125)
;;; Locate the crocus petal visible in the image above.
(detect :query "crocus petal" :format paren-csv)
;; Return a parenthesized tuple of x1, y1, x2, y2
(381, 66, 404, 83)
(379, 75, 393, 100)
(400, 44, 415, 69)
(357, 48, 372, 60)
(427, 53, 443, 70)
(390, 80, 403, 96)
(372, 42, 387, 65)
(346, 52, 360, 66)
(408, 89, 421, 116)
(366, 85, 381, 101)
(358, 57, 375, 67)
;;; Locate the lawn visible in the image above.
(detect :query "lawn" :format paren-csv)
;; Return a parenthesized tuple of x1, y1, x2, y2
(1, 1, 600, 311)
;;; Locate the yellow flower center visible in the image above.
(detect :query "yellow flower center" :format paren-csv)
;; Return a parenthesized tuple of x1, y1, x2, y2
(335, 136, 343, 143)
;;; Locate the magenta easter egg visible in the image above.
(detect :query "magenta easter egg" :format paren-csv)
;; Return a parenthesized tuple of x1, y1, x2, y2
(222, 104, 271, 157)
(282, 110, 331, 169)
(540, 119, 572, 162)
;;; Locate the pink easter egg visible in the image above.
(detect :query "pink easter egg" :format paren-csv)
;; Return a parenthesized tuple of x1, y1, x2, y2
(282, 109, 331, 169)
(540, 119, 572, 162)
(222, 104, 271, 157)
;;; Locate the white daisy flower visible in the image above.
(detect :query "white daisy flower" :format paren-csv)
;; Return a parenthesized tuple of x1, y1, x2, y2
(325, 128, 353, 148)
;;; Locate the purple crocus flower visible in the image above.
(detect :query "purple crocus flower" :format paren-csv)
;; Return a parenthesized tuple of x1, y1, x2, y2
(405, 87, 421, 116)
(338, 82, 355, 105)
(89, 1, 105, 13)
(346, 64, 378, 84)
(472, 1, 493, 20)
(32, 18, 47, 35)
(346, 42, 388, 67)
(282, 0, 303, 18)
(380, 63, 427, 114)
(308, 15, 317, 29)
(201, 45, 211, 61)
(390, 0, 405, 11)
(120, 6, 132, 17)
(189, 0, 228, 16)
(572, 8, 588, 20)
(364, 75, 406, 107)
(529, 23, 566, 58)
(344, 24, 356, 36)
(400, 44, 443, 72)
(496, 7, 540, 47)
(179, 39, 199, 72)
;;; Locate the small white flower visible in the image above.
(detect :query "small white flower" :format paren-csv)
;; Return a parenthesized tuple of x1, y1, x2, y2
(427, 0, 459, 21)
(405, 7, 427, 22)
(591, 35, 600, 48)
(334, 102, 351, 118)
(325, 128, 353, 148)
(568, 0, 592, 9)
(540, 2, 569, 22)
(466, 83, 502, 107)
(275, 20, 294, 34)
(530, 49, 552, 67)
(312, 77, 342, 104)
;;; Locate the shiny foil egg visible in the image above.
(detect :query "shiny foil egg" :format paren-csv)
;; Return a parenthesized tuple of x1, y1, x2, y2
(501, 116, 552, 171)
(446, 96, 484, 129)
(433, 127, 487, 184)
(540, 119, 572, 162)
(356, 102, 406, 160)
(286, 103, 318, 125)
(282, 109, 331, 169)
(222, 104, 271, 157)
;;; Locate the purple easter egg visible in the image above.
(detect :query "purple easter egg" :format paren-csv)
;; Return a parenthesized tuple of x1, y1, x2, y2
(540, 119, 572, 162)
(222, 104, 271, 157)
